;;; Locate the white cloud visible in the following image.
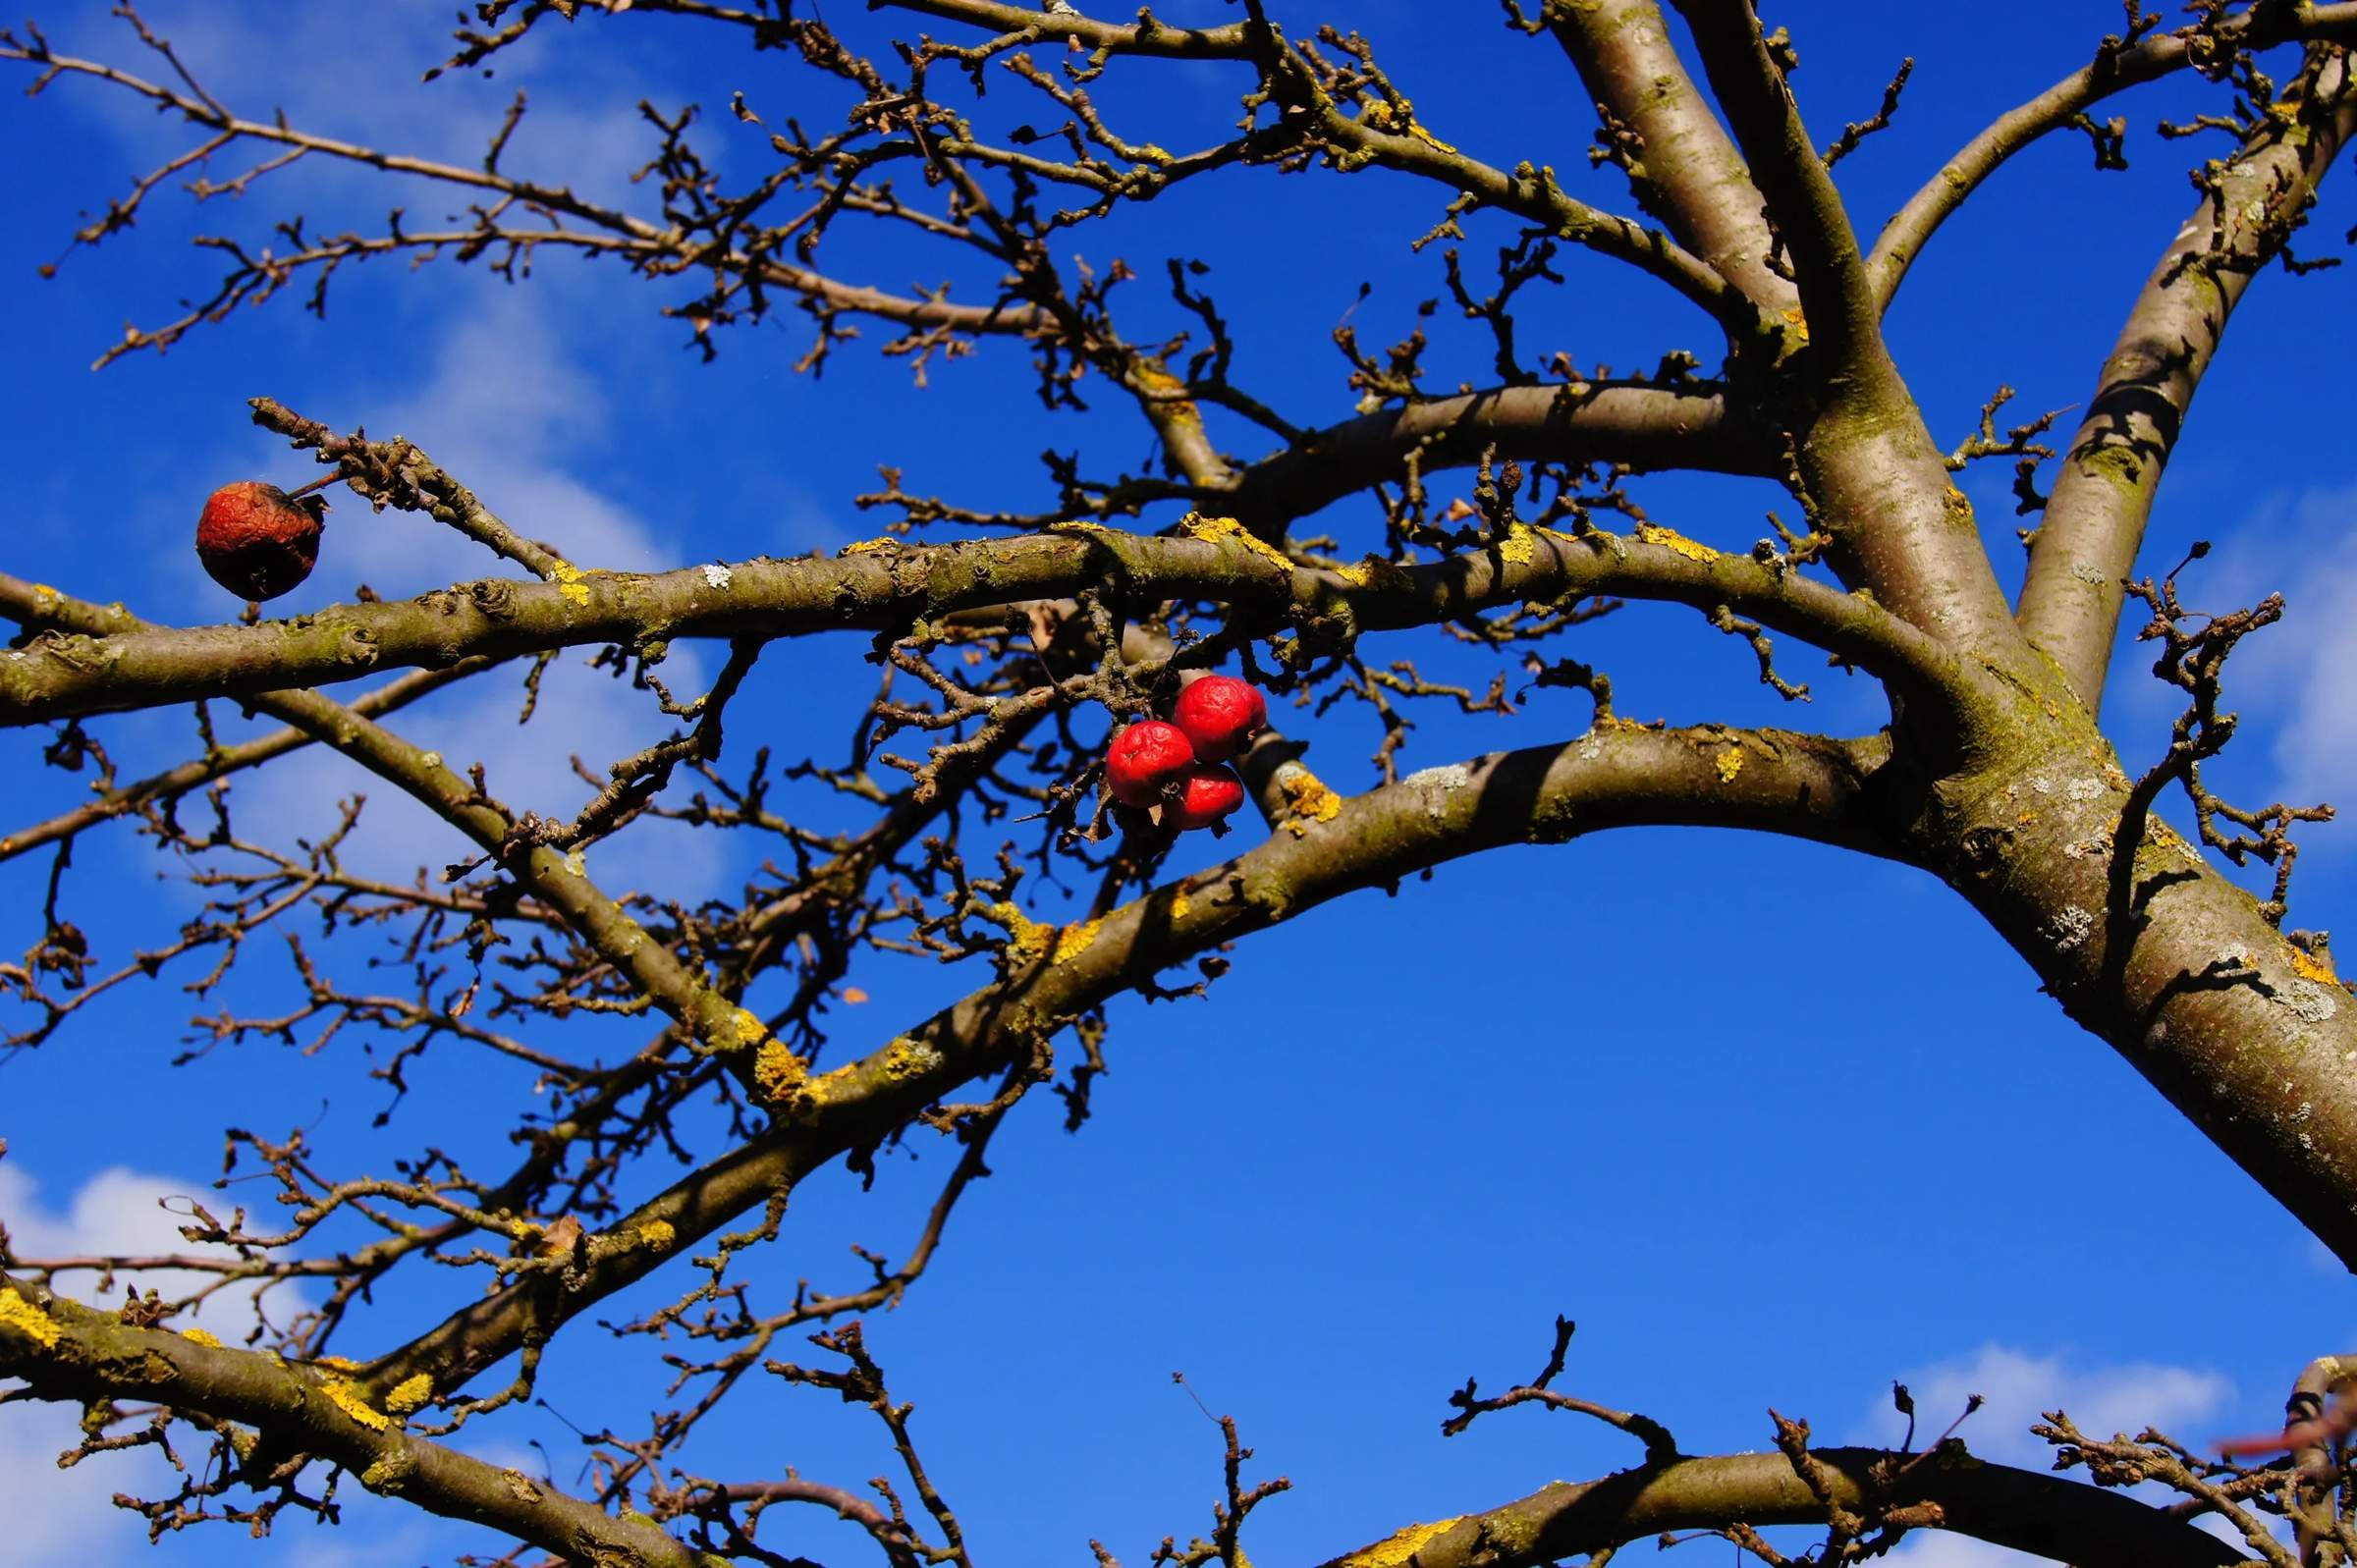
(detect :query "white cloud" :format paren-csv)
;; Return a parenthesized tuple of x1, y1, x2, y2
(0, 1162, 309, 1339)
(280, 1520, 439, 1568)
(42, 3, 674, 214)
(2181, 482, 2357, 812)
(1857, 1344, 2264, 1565)
(192, 285, 740, 902)
(1859, 1343, 2231, 1471)
(0, 1162, 324, 1565)
(1882, 1534, 2048, 1568)
(0, 1399, 157, 1565)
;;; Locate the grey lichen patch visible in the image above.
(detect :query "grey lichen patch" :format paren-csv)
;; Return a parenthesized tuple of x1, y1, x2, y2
(359, 1444, 415, 1495)
(2049, 905, 2097, 951)
(2077, 443, 2145, 498)
(1242, 871, 1295, 921)
(2063, 831, 2112, 860)
(2283, 978, 2340, 1025)
(1403, 762, 1472, 819)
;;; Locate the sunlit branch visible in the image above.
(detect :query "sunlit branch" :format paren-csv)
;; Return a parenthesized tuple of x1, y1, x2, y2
(0, 516, 1958, 730)
(359, 721, 1892, 1400)
(1869, 3, 2357, 309)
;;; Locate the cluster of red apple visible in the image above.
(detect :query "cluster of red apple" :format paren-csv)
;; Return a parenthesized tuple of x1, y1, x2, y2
(195, 480, 325, 602)
(1104, 676, 1267, 832)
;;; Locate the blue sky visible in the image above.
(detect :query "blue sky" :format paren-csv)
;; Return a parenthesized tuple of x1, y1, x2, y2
(1, 4, 2353, 1565)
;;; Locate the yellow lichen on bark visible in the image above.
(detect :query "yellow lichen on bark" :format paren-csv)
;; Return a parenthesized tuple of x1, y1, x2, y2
(1335, 556, 1410, 589)
(1053, 919, 1102, 965)
(754, 1038, 807, 1102)
(1334, 1518, 1463, 1568)
(1634, 521, 1719, 563)
(0, 1288, 61, 1349)
(180, 1326, 224, 1348)
(987, 900, 1056, 966)
(384, 1372, 436, 1415)
(321, 1376, 393, 1432)
(1716, 746, 1745, 784)
(635, 1219, 678, 1251)
(1279, 766, 1344, 837)
(2292, 945, 2342, 988)
(1181, 513, 1295, 570)
(1132, 364, 1200, 420)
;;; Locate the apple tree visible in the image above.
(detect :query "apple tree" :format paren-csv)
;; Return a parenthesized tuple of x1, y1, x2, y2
(5, 3, 2357, 1564)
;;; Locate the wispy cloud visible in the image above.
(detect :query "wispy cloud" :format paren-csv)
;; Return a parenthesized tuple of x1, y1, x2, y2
(0, 1162, 476, 1568)
(1881, 1534, 2047, 1567)
(0, 1161, 318, 1565)
(0, 1398, 156, 1566)
(0, 1160, 310, 1336)
(1856, 1343, 2269, 1565)
(1857, 1342, 2231, 1470)
(37, 3, 677, 211)
(2162, 481, 2357, 818)
(202, 285, 740, 901)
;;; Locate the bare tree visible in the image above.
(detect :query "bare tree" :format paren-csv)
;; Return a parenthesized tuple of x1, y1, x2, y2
(4, 2, 2357, 1562)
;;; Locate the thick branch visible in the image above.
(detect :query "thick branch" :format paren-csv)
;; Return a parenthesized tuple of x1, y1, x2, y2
(2016, 49, 2357, 710)
(1224, 379, 1778, 522)
(1549, 0, 1798, 309)
(1670, 0, 1878, 369)
(358, 723, 1894, 1400)
(1929, 706, 2357, 1271)
(2, 584, 757, 1063)
(0, 658, 498, 862)
(0, 1274, 698, 1568)
(0, 525, 1959, 730)
(1316, 1445, 2242, 1568)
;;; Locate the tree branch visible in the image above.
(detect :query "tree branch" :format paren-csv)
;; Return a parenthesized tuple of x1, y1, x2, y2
(1932, 700, 2357, 1269)
(1313, 1445, 2243, 1568)
(356, 721, 1895, 1401)
(0, 27, 1050, 363)
(0, 521, 1960, 730)
(0, 1273, 701, 1568)
(1, 583, 764, 1069)
(1225, 379, 1778, 523)
(1667, 0, 2020, 655)
(1669, 0, 1878, 369)
(1868, 3, 2357, 309)
(876, 0, 1254, 59)
(2016, 46, 2357, 710)
(0, 658, 500, 862)
(1547, 0, 1799, 309)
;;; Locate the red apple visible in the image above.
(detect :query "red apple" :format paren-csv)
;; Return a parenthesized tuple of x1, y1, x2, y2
(1171, 675, 1267, 763)
(1164, 763, 1245, 831)
(1105, 720, 1195, 807)
(195, 481, 325, 602)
